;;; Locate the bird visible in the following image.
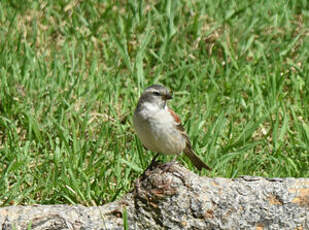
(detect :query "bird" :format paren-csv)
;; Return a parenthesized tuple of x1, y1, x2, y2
(133, 84, 211, 171)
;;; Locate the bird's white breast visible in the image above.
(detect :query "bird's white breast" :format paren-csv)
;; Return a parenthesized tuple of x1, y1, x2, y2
(133, 103, 186, 155)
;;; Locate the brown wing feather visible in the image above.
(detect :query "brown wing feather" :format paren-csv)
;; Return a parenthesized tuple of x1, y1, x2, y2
(168, 108, 211, 171)
(168, 108, 182, 124)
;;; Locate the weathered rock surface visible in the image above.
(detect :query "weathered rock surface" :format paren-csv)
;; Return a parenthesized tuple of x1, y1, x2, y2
(1, 162, 309, 229)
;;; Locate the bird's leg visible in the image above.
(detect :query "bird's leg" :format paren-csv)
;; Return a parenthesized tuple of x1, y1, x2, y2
(167, 154, 178, 165)
(149, 153, 160, 166)
(139, 153, 160, 179)
(171, 154, 178, 163)
(161, 154, 179, 172)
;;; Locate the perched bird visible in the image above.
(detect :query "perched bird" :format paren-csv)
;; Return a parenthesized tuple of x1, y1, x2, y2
(133, 84, 211, 171)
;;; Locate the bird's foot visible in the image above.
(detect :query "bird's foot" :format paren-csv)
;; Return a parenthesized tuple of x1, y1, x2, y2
(161, 157, 178, 172)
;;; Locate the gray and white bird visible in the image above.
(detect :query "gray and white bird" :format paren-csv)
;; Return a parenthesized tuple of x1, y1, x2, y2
(133, 84, 211, 171)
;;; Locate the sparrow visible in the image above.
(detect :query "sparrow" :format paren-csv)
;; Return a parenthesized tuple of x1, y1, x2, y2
(133, 84, 211, 171)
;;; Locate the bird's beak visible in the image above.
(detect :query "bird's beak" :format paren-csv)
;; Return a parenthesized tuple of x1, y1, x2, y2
(162, 93, 173, 100)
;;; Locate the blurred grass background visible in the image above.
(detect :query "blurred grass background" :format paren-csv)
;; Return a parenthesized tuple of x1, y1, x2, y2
(0, 0, 308, 206)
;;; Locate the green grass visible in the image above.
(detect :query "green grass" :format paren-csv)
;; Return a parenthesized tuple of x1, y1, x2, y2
(0, 0, 308, 206)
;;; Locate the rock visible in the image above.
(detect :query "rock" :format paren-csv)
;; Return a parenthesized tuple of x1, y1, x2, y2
(1, 162, 309, 229)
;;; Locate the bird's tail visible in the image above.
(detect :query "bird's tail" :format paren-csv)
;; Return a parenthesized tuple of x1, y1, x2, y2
(184, 147, 212, 171)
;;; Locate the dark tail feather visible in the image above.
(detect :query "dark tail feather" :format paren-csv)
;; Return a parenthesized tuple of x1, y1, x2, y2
(184, 147, 212, 171)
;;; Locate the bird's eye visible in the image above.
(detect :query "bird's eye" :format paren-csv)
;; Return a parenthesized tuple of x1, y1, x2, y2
(152, 91, 160, 96)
